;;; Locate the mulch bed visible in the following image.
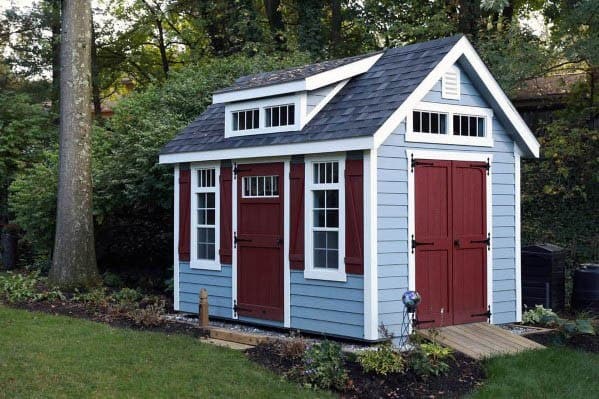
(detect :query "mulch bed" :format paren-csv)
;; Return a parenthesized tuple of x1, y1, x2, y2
(527, 331, 599, 353)
(247, 341, 485, 399)
(9, 300, 207, 338)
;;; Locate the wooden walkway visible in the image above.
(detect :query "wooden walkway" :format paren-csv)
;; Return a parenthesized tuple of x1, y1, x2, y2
(417, 322, 545, 359)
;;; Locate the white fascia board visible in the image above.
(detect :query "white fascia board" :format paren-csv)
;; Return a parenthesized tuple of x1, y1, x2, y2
(159, 136, 373, 164)
(373, 36, 540, 158)
(212, 53, 382, 104)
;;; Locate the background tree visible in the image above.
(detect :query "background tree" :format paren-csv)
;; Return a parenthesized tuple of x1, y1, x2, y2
(49, 0, 99, 288)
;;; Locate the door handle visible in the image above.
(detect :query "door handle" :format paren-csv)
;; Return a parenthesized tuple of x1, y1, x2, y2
(454, 239, 461, 247)
(277, 238, 283, 246)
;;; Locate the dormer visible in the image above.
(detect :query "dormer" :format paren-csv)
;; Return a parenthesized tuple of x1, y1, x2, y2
(213, 52, 383, 138)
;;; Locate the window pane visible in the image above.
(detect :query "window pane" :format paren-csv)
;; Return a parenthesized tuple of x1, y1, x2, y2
(272, 107, 279, 126)
(453, 115, 460, 135)
(280, 106, 287, 125)
(422, 112, 430, 133)
(314, 249, 326, 268)
(207, 244, 215, 260)
(207, 193, 215, 208)
(477, 117, 485, 137)
(206, 228, 215, 243)
(265, 108, 271, 127)
(326, 162, 332, 183)
(198, 193, 206, 208)
(246, 111, 252, 129)
(288, 105, 295, 124)
(313, 164, 319, 184)
(198, 210, 206, 224)
(254, 109, 259, 128)
(239, 112, 246, 130)
(243, 178, 250, 197)
(460, 115, 468, 136)
(431, 113, 439, 134)
(326, 210, 339, 227)
(314, 231, 326, 249)
(327, 231, 338, 249)
(198, 243, 207, 259)
(206, 210, 215, 225)
(469, 116, 477, 136)
(250, 177, 257, 196)
(326, 190, 338, 208)
(272, 176, 278, 195)
(326, 249, 338, 269)
(313, 210, 326, 227)
(413, 111, 421, 132)
(232, 112, 239, 131)
(332, 162, 338, 183)
(258, 176, 265, 196)
(265, 176, 272, 195)
(440, 114, 447, 134)
(314, 190, 325, 208)
(197, 227, 207, 243)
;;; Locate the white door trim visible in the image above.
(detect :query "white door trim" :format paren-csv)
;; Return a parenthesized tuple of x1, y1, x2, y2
(406, 149, 494, 326)
(173, 165, 180, 311)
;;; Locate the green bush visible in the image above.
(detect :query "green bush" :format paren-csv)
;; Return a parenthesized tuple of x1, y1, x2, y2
(102, 272, 124, 288)
(522, 305, 559, 326)
(131, 300, 166, 327)
(301, 341, 347, 390)
(409, 341, 453, 378)
(0, 272, 40, 303)
(112, 287, 141, 306)
(72, 287, 109, 307)
(356, 342, 405, 376)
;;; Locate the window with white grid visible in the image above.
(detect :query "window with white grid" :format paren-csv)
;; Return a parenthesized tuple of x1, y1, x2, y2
(191, 166, 220, 270)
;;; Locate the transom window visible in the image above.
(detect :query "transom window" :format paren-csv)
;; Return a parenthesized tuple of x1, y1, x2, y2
(413, 111, 447, 134)
(232, 109, 259, 131)
(453, 114, 485, 137)
(265, 104, 295, 127)
(190, 166, 220, 270)
(305, 158, 345, 282)
(242, 175, 279, 198)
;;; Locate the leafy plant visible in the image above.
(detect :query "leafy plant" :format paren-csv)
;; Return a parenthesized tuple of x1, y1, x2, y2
(300, 341, 348, 390)
(72, 287, 109, 307)
(0, 271, 40, 303)
(102, 272, 124, 288)
(112, 287, 141, 304)
(356, 342, 405, 376)
(522, 305, 559, 326)
(131, 300, 166, 327)
(278, 338, 307, 361)
(408, 333, 453, 378)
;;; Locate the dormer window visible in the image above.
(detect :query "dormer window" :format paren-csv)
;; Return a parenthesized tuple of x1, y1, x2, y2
(265, 104, 295, 127)
(232, 109, 259, 131)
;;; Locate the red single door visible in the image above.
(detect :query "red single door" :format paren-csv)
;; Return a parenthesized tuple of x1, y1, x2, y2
(414, 160, 453, 327)
(414, 159, 488, 328)
(452, 161, 488, 324)
(236, 163, 284, 321)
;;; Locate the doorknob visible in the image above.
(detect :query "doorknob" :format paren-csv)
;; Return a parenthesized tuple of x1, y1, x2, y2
(454, 239, 461, 247)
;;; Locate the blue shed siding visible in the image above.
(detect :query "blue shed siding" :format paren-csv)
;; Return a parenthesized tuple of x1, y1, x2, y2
(290, 271, 364, 339)
(179, 262, 232, 318)
(377, 64, 518, 338)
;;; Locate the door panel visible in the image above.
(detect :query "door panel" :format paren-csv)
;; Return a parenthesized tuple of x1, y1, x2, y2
(415, 159, 488, 328)
(452, 161, 487, 324)
(414, 160, 453, 327)
(236, 163, 284, 321)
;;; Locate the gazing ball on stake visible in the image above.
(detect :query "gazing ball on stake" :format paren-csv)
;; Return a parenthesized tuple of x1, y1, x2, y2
(402, 290, 421, 313)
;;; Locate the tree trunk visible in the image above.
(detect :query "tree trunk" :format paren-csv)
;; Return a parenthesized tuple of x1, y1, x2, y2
(156, 18, 169, 78)
(330, 0, 342, 56)
(91, 15, 102, 121)
(50, 0, 61, 111)
(264, 0, 284, 33)
(50, 0, 99, 289)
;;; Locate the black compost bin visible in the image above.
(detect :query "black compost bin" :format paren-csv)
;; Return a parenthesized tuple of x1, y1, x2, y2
(522, 243, 566, 311)
(573, 264, 599, 312)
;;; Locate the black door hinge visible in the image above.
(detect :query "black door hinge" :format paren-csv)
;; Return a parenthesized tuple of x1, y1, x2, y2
(469, 158, 491, 175)
(410, 154, 434, 172)
(233, 165, 251, 176)
(470, 233, 491, 250)
(233, 300, 252, 315)
(411, 234, 434, 253)
(471, 305, 492, 321)
(233, 232, 251, 248)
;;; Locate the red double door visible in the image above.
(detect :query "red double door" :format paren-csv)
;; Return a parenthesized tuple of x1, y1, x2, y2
(236, 163, 284, 321)
(414, 159, 489, 328)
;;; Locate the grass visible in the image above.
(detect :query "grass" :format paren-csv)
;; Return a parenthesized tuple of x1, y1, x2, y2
(0, 306, 333, 399)
(470, 346, 599, 398)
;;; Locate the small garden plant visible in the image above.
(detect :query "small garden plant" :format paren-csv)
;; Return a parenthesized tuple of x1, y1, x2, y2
(522, 305, 595, 341)
(522, 305, 559, 326)
(356, 341, 404, 376)
(296, 341, 347, 390)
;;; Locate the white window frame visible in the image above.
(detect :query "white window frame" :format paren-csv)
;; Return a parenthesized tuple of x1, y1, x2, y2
(441, 65, 461, 100)
(224, 94, 302, 138)
(231, 108, 260, 132)
(304, 155, 346, 282)
(241, 175, 280, 198)
(190, 163, 221, 270)
(406, 102, 493, 147)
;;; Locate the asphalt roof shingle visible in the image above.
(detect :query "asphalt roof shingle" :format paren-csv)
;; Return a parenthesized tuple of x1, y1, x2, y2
(160, 35, 463, 155)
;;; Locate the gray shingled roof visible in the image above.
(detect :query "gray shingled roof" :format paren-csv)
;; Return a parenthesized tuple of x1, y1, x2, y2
(161, 35, 463, 155)
(214, 52, 382, 94)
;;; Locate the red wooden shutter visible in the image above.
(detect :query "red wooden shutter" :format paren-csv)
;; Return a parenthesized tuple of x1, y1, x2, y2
(289, 162, 305, 270)
(219, 166, 233, 264)
(178, 169, 191, 261)
(345, 159, 364, 274)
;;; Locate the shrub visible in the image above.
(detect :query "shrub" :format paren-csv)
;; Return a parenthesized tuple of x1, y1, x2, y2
(522, 305, 559, 326)
(131, 300, 166, 327)
(72, 287, 109, 307)
(0, 271, 40, 303)
(112, 287, 141, 304)
(278, 338, 307, 361)
(102, 272, 124, 288)
(300, 341, 347, 390)
(409, 341, 453, 378)
(357, 342, 405, 376)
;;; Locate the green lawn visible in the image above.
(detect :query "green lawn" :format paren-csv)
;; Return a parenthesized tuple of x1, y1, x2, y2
(0, 306, 333, 399)
(471, 346, 599, 399)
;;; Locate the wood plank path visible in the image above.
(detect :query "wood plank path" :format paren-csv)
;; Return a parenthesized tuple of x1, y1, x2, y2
(417, 322, 545, 359)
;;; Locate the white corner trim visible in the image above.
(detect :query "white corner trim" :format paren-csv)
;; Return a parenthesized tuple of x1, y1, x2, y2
(304, 154, 347, 283)
(363, 149, 379, 340)
(159, 136, 373, 164)
(406, 102, 494, 147)
(405, 149, 494, 324)
(173, 165, 180, 311)
(212, 53, 382, 104)
(373, 36, 539, 158)
(514, 151, 523, 322)
(304, 79, 349, 125)
(189, 163, 221, 271)
(284, 159, 291, 327)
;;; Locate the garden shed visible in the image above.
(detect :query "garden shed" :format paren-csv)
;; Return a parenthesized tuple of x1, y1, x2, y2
(159, 35, 540, 342)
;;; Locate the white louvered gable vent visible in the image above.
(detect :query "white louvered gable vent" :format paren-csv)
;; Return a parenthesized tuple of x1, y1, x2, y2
(442, 66, 460, 100)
